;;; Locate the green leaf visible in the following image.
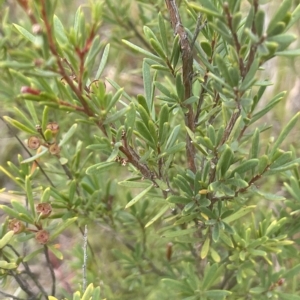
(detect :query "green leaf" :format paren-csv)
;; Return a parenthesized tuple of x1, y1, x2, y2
(230, 159, 259, 176)
(222, 205, 256, 223)
(81, 283, 94, 300)
(270, 112, 300, 158)
(86, 161, 116, 174)
(11, 200, 34, 223)
(188, 2, 221, 18)
(219, 232, 234, 248)
(21, 147, 48, 164)
(217, 145, 234, 179)
(95, 43, 110, 79)
(162, 227, 198, 238)
(240, 59, 259, 91)
(0, 231, 14, 249)
(167, 196, 191, 204)
(283, 263, 300, 279)
(286, 4, 300, 30)
(3, 116, 36, 135)
(41, 187, 51, 203)
(125, 184, 153, 208)
(267, 0, 292, 34)
(118, 180, 153, 188)
(201, 236, 210, 259)
(276, 293, 300, 300)
(275, 48, 300, 57)
(150, 38, 166, 59)
(49, 217, 77, 241)
(212, 223, 220, 242)
(202, 263, 218, 290)
(53, 15, 68, 44)
(161, 278, 191, 293)
(103, 107, 128, 124)
(250, 128, 260, 159)
(23, 248, 44, 262)
(107, 88, 123, 112)
(25, 176, 35, 218)
(48, 244, 63, 260)
(145, 205, 169, 228)
(58, 123, 77, 147)
(0, 260, 17, 269)
(250, 92, 285, 124)
(25, 100, 39, 125)
(13, 24, 35, 43)
(122, 39, 162, 61)
(84, 36, 102, 68)
(158, 142, 186, 158)
(143, 61, 153, 111)
(0, 205, 20, 219)
(203, 290, 232, 299)
(158, 12, 168, 55)
(166, 125, 181, 149)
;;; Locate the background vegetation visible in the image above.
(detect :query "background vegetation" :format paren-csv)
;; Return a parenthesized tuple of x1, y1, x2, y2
(1, 0, 300, 299)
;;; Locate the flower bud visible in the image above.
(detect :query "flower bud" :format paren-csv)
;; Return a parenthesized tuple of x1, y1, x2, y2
(8, 219, 25, 234)
(35, 230, 50, 244)
(166, 242, 173, 261)
(32, 24, 42, 35)
(46, 122, 60, 135)
(49, 143, 60, 155)
(36, 203, 52, 218)
(20, 86, 40, 95)
(28, 136, 41, 150)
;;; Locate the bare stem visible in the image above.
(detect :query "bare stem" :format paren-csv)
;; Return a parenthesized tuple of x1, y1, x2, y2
(7, 245, 48, 299)
(82, 225, 88, 292)
(165, 0, 196, 173)
(44, 245, 56, 296)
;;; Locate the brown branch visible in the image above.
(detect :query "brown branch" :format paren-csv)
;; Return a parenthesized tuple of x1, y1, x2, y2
(40, 0, 93, 117)
(165, 0, 196, 173)
(43, 245, 56, 296)
(121, 131, 158, 186)
(7, 245, 48, 299)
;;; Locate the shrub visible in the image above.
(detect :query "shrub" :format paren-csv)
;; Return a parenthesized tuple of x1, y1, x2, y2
(1, 0, 300, 299)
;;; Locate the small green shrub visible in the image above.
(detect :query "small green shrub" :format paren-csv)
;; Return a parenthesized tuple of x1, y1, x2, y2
(1, 0, 300, 299)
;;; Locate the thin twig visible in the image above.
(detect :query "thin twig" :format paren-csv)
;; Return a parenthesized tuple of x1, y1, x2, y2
(0, 116, 55, 187)
(40, 0, 93, 117)
(7, 245, 48, 299)
(0, 290, 26, 300)
(191, 15, 206, 49)
(8, 270, 36, 298)
(82, 225, 88, 292)
(43, 245, 56, 296)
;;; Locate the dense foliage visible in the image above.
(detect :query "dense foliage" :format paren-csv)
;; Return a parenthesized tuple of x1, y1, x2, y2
(1, 0, 300, 299)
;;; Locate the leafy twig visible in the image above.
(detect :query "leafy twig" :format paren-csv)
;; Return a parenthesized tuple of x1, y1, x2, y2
(0, 116, 55, 188)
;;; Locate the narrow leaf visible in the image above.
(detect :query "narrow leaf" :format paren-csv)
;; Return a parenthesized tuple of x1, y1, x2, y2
(222, 205, 256, 223)
(125, 184, 153, 208)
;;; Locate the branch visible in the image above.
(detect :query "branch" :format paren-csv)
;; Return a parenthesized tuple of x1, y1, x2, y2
(40, 0, 93, 117)
(82, 225, 88, 292)
(7, 245, 48, 299)
(44, 245, 56, 296)
(0, 290, 25, 300)
(165, 0, 196, 173)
